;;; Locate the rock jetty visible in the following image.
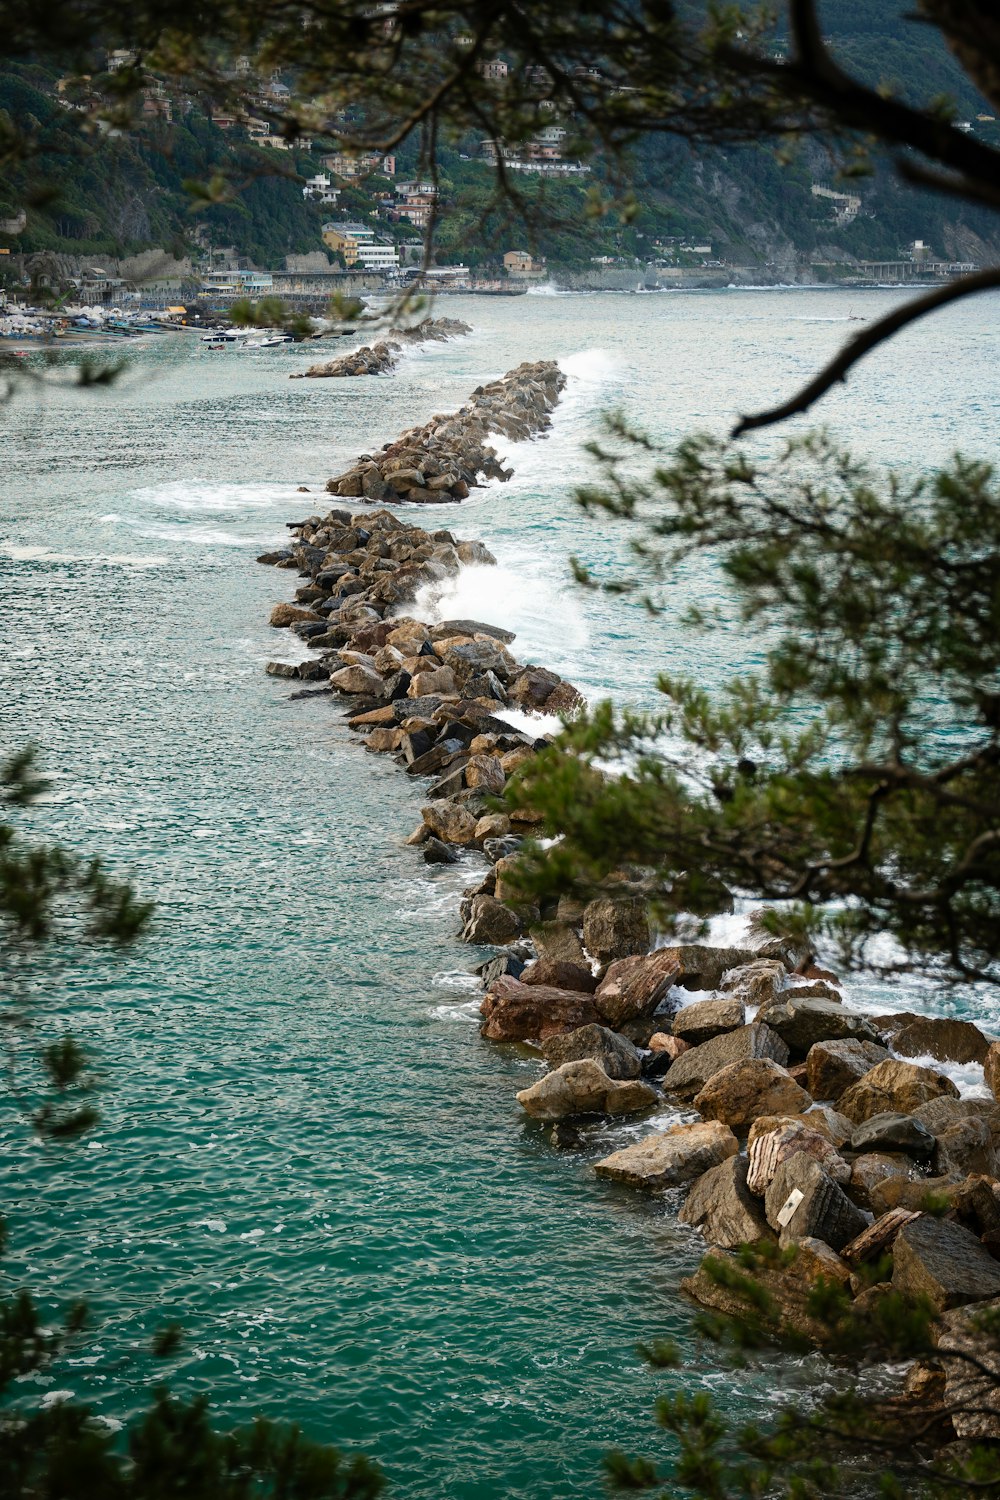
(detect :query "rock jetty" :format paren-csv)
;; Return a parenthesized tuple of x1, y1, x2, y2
(292, 317, 472, 379)
(262, 356, 1000, 1444)
(322, 360, 565, 504)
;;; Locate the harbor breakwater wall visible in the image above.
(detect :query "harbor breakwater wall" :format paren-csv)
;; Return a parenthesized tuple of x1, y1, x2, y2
(261, 354, 1000, 1425)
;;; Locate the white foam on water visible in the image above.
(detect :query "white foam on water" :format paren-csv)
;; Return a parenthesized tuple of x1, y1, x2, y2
(128, 480, 296, 514)
(1, 541, 162, 567)
(889, 1051, 990, 1100)
(408, 561, 589, 680)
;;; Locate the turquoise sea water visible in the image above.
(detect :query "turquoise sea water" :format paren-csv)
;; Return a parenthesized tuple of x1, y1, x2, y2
(2, 287, 999, 1496)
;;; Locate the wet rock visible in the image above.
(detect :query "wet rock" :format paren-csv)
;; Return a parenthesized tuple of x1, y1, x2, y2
(892, 1017, 992, 1066)
(681, 1246, 844, 1344)
(478, 951, 526, 988)
(265, 661, 299, 678)
(462, 895, 523, 946)
(673, 997, 746, 1047)
(542, 1023, 642, 1080)
(581, 895, 650, 968)
(805, 1038, 889, 1102)
(720, 959, 788, 1009)
(480, 975, 598, 1042)
(594, 949, 682, 1029)
(764, 1153, 868, 1252)
(522, 959, 597, 994)
(837, 1059, 960, 1124)
(679, 1155, 775, 1248)
(663, 1024, 790, 1101)
(422, 837, 458, 865)
(529, 920, 588, 967)
(892, 1215, 1000, 1311)
(270, 601, 322, 627)
(421, 801, 478, 845)
(850, 1112, 937, 1158)
(762, 997, 879, 1055)
(594, 1120, 739, 1190)
(693, 1058, 811, 1133)
(517, 1058, 657, 1120)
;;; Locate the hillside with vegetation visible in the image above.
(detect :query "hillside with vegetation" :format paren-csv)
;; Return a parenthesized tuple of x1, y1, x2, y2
(2, 0, 999, 278)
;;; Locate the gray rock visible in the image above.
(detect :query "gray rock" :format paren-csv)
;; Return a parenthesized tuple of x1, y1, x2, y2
(673, 997, 746, 1047)
(581, 895, 650, 967)
(892, 1215, 1000, 1311)
(594, 1119, 739, 1190)
(679, 1155, 775, 1249)
(764, 1153, 869, 1252)
(664, 1023, 790, 1101)
(805, 1038, 889, 1101)
(763, 997, 880, 1054)
(542, 1023, 642, 1081)
(422, 837, 458, 865)
(461, 895, 523, 947)
(850, 1112, 937, 1158)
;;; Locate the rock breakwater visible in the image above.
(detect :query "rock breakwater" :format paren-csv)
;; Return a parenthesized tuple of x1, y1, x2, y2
(292, 316, 472, 379)
(323, 360, 565, 504)
(262, 357, 1000, 1444)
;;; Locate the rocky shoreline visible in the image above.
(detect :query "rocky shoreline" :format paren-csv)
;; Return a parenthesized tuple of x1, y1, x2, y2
(261, 359, 1000, 1444)
(291, 316, 472, 379)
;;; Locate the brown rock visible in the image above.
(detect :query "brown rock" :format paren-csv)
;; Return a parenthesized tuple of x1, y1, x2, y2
(522, 959, 597, 994)
(841, 1208, 920, 1265)
(720, 959, 788, 1009)
(892, 1016, 992, 1066)
(694, 1058, 811, 1133)
(516, 1058, 657, 1120)
(529, 920, 588, 967)
(594, 1120, 738, 1189)
(986, 1041, 1000, 1102)
(746, 1119, 850, 1195)
(679, 1155, 775, 1249)
(806, 1038, 889, 1102)
(581, 895, 650, 967)
(465, 754, 506, 795)
(461, 895, 523, 947)
(681, 1246, 842, 1344)
(848, 1152, 919, 1212)
(594, 950, 681, 1029)
(939, 1298, 1000, 1438)
(663, 1024, 790, 1101)
(421, 801, 478, 845)
(649, 1033, 690, 1059)
(479, 976, 598, 1042)
(330, 662, 386, 696)
(892, 1215, 1000, 1311)
(269, 602, 322, 627)
(837, 1059, 960, 1124)
(673, 997, 746, 1047)
(364, 727, 403, 753)
(541, 1023, 641, 1079)
(473, 812, 511, 842)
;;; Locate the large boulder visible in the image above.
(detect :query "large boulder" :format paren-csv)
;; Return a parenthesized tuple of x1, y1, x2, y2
(461, 896, 523, 947)
(594, 1120, 738, 1190)
(673, 997, 745, 1047)
(850, 1112, 937, 1158)
(330, 662, 386, 696)
(581, 895, 650, 966)
(837, 1059, 960, 1124)
(939, 1297, 1000, 1438)
(516, 1059, 657, 1120)
(763, 1153, 868, 1251)
(594, 949, 681, 1029)
(805, 1038, 889, 1102)
(892, 1215, 1000, 1312)
(763, 997, 880, 1055)
(679, 1155, 774, 1249)
(542, 1023, 642, 1080)
(747, 1119, 851, 1195)
(693, 1058, 811, 1133)
(270, 601, 322, 627)
(720, 959, 788, 1009)
(421, 800, 478, 845)
(663, 1024, 789, 1101)
(529, 920, 588, 968)
(681, 1244, 848, 1344)
(847, 1151, 918, 1211)
(892, 1016, 992, 1066)
(480, 976, 598, 1042)
(667, 945, 760, 992)
(521, 959, 597, 994)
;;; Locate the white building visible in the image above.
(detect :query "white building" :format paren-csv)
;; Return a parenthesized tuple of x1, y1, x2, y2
(302, 173, 340, 206)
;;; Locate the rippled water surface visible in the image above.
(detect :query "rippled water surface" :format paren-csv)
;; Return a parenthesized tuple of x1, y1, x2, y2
(2, 288, 999, 1496)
